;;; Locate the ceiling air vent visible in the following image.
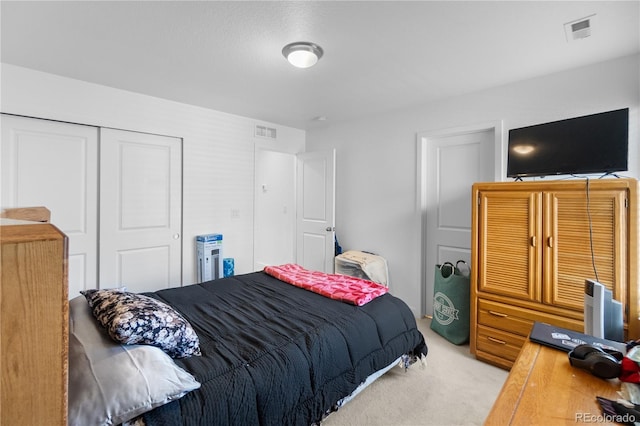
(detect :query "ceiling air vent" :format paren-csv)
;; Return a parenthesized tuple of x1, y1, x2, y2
(564, 14, 596, 42)
(255, 125, 277, 139)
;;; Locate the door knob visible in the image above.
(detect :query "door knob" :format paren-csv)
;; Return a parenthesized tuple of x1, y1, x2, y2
(326, 226, 335, 232)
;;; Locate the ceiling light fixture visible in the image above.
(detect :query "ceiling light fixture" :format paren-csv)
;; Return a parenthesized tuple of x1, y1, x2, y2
(282, 42, 323, 68)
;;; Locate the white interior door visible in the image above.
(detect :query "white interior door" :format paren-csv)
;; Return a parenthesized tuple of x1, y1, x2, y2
(99, 128, 182, 293)
(420, 126, 497, 315)
(1, 114, 98, 297)
(296, 150, 336, 273)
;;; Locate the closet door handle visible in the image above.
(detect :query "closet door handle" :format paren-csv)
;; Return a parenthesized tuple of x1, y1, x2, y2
(547, 236, 553, 248)
(531, 236, 536, 247)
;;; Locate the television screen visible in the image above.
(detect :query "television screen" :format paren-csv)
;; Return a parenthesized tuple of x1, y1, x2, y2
(507, 108, 629, 178)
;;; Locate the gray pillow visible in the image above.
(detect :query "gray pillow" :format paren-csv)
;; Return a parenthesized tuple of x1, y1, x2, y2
(68, 296, 200, 426)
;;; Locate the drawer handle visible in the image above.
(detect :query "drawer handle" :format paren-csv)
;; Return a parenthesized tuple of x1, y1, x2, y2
(488, 310, 508, 318)
(487, 336, 507, 345)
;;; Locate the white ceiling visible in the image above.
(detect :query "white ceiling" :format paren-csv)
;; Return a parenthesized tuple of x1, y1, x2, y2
(2, 1, 639, 130)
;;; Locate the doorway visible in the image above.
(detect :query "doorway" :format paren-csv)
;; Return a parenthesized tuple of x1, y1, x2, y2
(253, 148, 296, 270)
(418, 122, 503, 316)
(254, 148, 336, 273)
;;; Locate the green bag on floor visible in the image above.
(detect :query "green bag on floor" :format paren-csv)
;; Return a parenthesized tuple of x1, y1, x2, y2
(430, 261, 470, 345)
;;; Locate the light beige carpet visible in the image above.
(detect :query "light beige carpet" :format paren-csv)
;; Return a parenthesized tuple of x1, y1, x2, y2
(322, 318, 509, 426)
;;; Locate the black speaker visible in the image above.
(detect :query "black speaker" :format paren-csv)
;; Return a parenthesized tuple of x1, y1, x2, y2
(568, 344, 623, 379)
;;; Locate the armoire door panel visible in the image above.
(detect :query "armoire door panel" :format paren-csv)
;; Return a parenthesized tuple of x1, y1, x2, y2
(478, 191, 542, 302)
(543, 189, 626, 314)
(1, 114, 98, 296)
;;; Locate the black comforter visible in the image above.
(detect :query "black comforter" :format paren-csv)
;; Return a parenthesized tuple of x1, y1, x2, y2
(143, 271, 427, 426)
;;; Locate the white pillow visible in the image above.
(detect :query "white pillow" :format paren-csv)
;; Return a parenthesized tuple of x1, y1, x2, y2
(68, 296, 200, 426)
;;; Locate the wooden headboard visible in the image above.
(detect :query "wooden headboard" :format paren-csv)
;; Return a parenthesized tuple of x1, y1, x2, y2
(1, 208, 68, 424)
(0, 206, 51, 223)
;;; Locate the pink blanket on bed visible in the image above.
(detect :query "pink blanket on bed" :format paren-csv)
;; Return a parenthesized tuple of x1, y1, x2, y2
(263, 263, 388, 306)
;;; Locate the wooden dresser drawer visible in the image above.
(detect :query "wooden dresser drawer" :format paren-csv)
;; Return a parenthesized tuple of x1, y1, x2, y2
(478, 298, 583, 335)
(476, 325, 526, 363)
(477, 299, 534, 336)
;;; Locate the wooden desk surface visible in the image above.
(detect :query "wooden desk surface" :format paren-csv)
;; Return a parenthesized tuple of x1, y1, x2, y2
(485, 338, 621, 425)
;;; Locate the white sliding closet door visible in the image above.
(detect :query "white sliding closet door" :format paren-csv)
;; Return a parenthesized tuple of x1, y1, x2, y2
(1, 114, 98, 297)
(99, 128, 182, 292)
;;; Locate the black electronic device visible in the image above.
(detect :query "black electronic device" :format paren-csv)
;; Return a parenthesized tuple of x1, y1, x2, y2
(529, 321, 626, 353)
(568, 344, 623, 379)
(507, 108, 629, 178)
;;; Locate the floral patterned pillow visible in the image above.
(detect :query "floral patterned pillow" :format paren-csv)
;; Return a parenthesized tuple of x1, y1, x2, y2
(81, 289, 201, 358)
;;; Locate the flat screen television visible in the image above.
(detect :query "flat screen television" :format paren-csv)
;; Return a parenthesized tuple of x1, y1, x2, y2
(507, 108, 629, 178)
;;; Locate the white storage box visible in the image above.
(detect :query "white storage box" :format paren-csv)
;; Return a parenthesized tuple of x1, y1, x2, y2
(196, 234, 223, 282)
(335, 250, 389, 286)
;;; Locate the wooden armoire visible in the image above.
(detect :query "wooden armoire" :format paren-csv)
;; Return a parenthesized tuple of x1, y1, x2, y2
(0, 218, 68, 424)
(470, 178, 639, 369)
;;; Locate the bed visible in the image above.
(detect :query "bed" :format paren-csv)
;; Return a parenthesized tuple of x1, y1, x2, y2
(68, 266, 428, 426)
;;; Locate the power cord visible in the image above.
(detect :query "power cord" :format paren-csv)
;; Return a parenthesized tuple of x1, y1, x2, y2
(585, 177, 600, 282)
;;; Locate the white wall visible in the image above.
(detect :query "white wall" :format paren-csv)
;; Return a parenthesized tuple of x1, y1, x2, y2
(0, 63, 306, 286)
(4, 55, 638, 315)
(254, 148, 296, 269)
(306, 54, 640, 316)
